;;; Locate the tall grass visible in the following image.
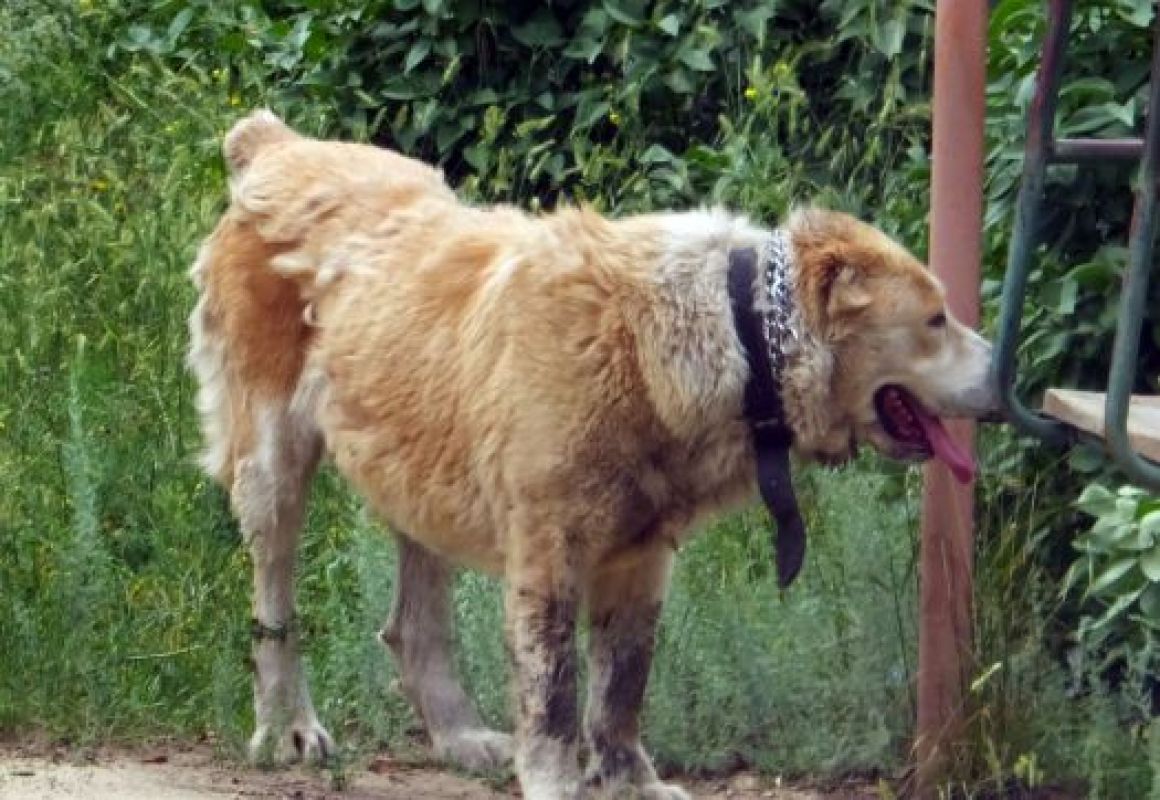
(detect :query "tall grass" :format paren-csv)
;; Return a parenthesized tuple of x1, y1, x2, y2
(0, 3, 1153, 796)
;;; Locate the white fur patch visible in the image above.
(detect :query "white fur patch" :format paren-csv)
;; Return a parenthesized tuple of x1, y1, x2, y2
(516, 737, 580, 800)
(270, 236, 377, 309)
(231, 406, 282, 538)
(187, 244, 233, 483)
(481, 255, 520, 301)
(634, 209, 772, 430)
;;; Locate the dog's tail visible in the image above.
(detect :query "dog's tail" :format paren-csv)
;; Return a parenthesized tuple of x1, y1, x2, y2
(222, 109, 299, 176)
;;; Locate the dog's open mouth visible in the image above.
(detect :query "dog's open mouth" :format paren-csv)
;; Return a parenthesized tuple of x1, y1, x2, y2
(873, 385, 975, 484)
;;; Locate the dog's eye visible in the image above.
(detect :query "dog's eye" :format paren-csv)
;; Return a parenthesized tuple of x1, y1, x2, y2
(927, 312, 947, 328)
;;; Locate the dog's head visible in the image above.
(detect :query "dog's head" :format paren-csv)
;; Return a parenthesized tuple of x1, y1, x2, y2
(788, 209, 1000, 481)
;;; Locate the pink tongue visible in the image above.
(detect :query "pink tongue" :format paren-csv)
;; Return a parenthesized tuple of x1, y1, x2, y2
(912, 406, 976, 484)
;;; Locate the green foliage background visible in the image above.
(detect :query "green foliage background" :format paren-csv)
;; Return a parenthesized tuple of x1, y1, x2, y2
(2, 0, 1160, 795)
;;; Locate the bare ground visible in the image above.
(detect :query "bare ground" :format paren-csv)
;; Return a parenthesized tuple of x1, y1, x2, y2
(0, 741, 878, 800)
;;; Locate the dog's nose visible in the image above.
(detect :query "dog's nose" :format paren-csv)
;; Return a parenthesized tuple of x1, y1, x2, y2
(977, 406, 1008, 424)
(978, 342, 1006, 424)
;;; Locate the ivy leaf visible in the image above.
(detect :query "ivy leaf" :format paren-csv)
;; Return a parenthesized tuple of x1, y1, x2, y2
(563, 36, 604, 63)
(1088, 587, 1144, 631)
(603, 0, 647, 27)
(1088, 521, 1137, 552)
(513, 10, 564, 48)
(462, 143, 490, 172)
(678, 47, 715, 72)
(656, 14, 680, 37)
(465, 88, 499, 106)
(435, 117, 471, 154)
(579, 6, 610, 36)
(1060, 77, 1116, 104)
(736, 6, 775, 40)
(1141, 583, 1160, 617)
(1141, 542, 1160, 581)
(404, 39, 431, 74)
(166, 7, 194, 46)
(640, 144, 675, 164)
(1138, 509, 1160, 548)
(575, 97, 611, 130)
(1117, 0, 1155, 28)
(874, 19, 905, 59)
(1076, 484, 1117, 518)
(1056, 277, 1077, 314)
(1087, 557, 1136, 596)
(663, 68, 695, 94)
(1060, 558, 1090, 598)
(380, 72, 439, 100)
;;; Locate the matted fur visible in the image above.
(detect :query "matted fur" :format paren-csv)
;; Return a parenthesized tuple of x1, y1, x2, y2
(188, 111, 998, 799)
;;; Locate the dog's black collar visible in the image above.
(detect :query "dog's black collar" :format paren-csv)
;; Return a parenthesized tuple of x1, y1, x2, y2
(726, 235, 807, 588)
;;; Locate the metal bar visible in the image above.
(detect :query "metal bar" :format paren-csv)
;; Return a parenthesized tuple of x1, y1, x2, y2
(1051, 137, 1145, 163)
(1104, 16, 1160, 491)
(993, 0, 1073, 446)
(916, 0, 986, 793)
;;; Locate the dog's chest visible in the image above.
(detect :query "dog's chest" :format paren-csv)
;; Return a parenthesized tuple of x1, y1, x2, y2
(593, 432, 755, 558)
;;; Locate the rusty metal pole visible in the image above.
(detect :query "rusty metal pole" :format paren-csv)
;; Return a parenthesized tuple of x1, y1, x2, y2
(916, 0, 987, 794)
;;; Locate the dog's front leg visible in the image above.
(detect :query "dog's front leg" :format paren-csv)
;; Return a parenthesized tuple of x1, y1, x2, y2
(584, 546, 689, 800)
(505, 553, 582, 800)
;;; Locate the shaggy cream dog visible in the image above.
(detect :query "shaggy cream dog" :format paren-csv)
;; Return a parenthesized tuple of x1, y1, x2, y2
(188, 111, 998, 800)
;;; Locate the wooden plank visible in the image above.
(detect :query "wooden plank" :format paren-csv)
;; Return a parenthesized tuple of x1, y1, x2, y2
(1042, 389, 1160, 462)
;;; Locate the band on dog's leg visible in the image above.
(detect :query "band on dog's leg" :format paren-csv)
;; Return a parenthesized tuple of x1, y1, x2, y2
(506, 580, 581, 800)
(381, 534, 512, 770)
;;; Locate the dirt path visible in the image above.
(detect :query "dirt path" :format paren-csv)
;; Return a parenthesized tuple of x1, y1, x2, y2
(0, 742, 874, 800)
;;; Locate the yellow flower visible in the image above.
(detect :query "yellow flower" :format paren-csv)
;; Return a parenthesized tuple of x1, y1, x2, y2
(744, 86, 758, 102)
(90, 179, 109, 192)
(608, 110, 621, 126)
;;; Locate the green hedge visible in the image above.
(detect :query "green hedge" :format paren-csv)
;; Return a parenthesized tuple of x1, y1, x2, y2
(109, 0, 934, 214)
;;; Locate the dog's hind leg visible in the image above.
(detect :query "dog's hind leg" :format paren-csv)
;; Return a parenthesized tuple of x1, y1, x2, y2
(381, 534, 513, 771)
(583, 545, 689, 800)
(189, 211, 332, 764)
(232, 400, 332, 764)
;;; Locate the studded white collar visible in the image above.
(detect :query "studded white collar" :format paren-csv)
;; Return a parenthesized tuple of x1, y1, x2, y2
(755, 229, 799, 385)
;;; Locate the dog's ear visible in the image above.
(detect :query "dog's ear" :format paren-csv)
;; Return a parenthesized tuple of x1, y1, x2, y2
(822, 255, 872, 319)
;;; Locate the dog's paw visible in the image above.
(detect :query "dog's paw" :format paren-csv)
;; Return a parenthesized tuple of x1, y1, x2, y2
(433, 727, 514, 771)
(581, 781, 690, 800)
(638, 782, 691, 800)
(249, 716, 335, 765)
(589, 779, 686, 797)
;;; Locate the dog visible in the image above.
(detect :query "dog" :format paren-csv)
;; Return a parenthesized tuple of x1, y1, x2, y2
(187, 110, 999, 800)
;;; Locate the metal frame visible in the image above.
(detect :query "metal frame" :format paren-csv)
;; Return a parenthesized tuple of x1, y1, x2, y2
(993, 0, 1160, 489)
